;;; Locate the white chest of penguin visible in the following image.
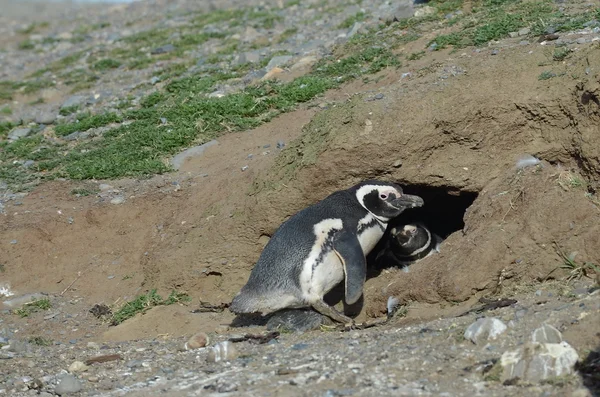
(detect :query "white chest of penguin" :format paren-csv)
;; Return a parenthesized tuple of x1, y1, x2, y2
(300, 214, 385, 299)
(356, 213, 386, 253)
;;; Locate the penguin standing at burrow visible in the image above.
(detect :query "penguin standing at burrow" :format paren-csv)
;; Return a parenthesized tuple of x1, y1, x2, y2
(229, 180, 424, 324)
(377, 222, 442, 268)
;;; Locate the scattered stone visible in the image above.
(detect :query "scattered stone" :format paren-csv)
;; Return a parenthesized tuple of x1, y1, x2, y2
(518, 27, 530, 36)
(415, 6, 436, 18)
(150, 76, 160, 85)
(531, 323, 563, 343)
(34, 109, 57, 124)
(376, 0, 415, 23)
(8, 128, 33, 141)
(346, 22, 362, 39)
(276, 140, 285, 149)
(207, 341, 238, 363)
(8, 340, 30, 353)
(61, 95, 85, 110)
(500, 341, 579, 382)
(54, 374, 82, 395)
(261, 67, 284, 81)
(241, 165, 249, 171)
(170, 140, 219, 170)
(68, 361, 89, 373)
(22, 160, 35, 169)
(237, 51, 261, 65)
(392, 159, 403, 168)
(464, 317, 507, 344)
(185, 332, 210, 350)
(290, 56, 318, 71)
(509, 32, 519, 38)
(98, 184, 113, 191)
(266, 55, 293, 70)
(491, 49, 499, 55)
(110, 196, 125, 205)
(151, 44, 176, 55)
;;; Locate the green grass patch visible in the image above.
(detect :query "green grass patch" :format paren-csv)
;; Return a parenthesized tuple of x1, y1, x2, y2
(110, 289, 190, 325)
(0, 121, 15, 137)
(408, 51, 426, 61)
(54, 112, 123, 136)
(2, 40, 400, 185)
(13, 298, 52, 317)
(92, 58, 122, 71)
(538, 70, 556, 80)
(17, 22, 49, 35)
(18, 40, 35, 50)
(28, 336, 53, 346)
(71, 187, 98, 196)
(1, 106, 11, 115)
(428, 0, 597, 49)
(59, 105, 80, 116)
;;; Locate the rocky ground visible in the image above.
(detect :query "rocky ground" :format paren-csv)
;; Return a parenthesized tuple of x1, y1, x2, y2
(1, 0, 600, 396)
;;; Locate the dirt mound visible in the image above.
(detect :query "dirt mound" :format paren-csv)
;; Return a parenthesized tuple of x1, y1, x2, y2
(2, 34, 599, 341)
(249, 44, 600, 319)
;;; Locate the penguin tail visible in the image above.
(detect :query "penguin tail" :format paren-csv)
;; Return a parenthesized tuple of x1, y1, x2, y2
(229, 289, 303, 315)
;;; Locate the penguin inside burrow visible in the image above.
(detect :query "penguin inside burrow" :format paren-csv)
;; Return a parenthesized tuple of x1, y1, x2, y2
(229, 180, 425, 325)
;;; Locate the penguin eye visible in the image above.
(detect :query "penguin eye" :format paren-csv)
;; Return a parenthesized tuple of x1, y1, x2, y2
(380, 193, 388, 200)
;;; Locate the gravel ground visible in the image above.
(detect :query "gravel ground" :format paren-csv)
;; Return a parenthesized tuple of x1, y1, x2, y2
(2, 280, 599, 396)
(1, 0, 600, 396)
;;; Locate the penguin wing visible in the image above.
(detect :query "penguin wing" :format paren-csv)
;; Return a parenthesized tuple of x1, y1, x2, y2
(332, 230, 366, 305)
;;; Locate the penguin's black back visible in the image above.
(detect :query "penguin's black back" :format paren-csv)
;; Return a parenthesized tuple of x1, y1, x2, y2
(242, 189, 369, 295)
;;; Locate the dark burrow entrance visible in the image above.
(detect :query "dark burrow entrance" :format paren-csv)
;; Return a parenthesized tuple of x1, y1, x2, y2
(366, 183, 479, 274)
(391, 183, 479, 240)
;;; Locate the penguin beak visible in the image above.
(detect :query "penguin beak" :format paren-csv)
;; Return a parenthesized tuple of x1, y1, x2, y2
(391, 194, 424, 209)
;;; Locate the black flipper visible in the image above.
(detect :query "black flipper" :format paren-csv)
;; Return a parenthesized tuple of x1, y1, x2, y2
(332, 230, 366, 305)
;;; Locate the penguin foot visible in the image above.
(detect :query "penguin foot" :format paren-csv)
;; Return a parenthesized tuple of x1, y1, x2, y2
(311, 299, 354, 324)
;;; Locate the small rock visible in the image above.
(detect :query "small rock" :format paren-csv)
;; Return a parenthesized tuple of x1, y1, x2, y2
(207, 341, 238, 363)
(290, 56, 318, 71)
(346, 22, 362, 39)
(491, 49, 499, 55)
(98, 184, 113, 191)
(266, 55, 293, 70)
(532, 324, 562, 344)
(392, 160, 403, 168)
(276, 140, 285, 149)
(261, 67, 284, 81)
(241, 165, 249, 171)
(170, 140, 219, 170)
(68, 361, 89, 373)
(22, 160, 35, 169)
(464, 317, 507, 344)
(518, 27, 530, 36)
(509, 32, 519, 38)
(377, 0, 415, 23)
(151, 44, 175, 55)
(8, 128, 33, 141)
(126, 359, 144, 368)
(34, 109, 57, 124)
(8, 340, 30, 353)
(54, 374, 82, 395)
(374, 93, 384, 100)
(576, 37, 588, 44)
(500, 341, 579, 382)
(150, 76, 160, 85)
(61, 95, 85, 110)
(237, 51, 261, 65)
(110, 196, 125, 205)
(415, 6, 436, 18)
(185, 332, 210, 350)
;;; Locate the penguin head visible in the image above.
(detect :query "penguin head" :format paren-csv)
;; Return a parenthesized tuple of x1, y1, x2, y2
(391, 225, 419, 246)
(352, 180, 424, 222)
